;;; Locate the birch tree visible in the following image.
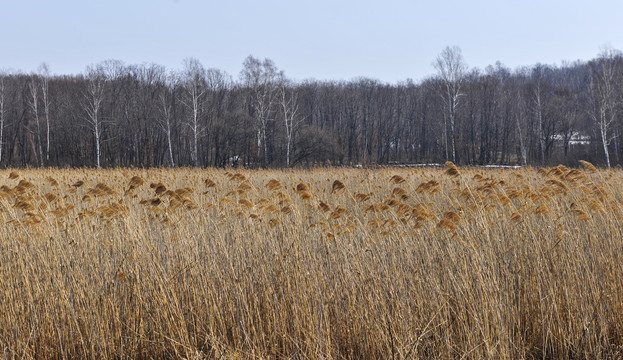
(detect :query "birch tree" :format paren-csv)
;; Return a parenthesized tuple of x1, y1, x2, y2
(240, 56, 283, 165)
(180, 58, 206, 167)
(279, 80, 301, 167)
(515, 87, 529, 166)
(588, 47, 621, 169)
(38, 63, 51, 162)
(530, 65, 547, 163)
(82, 64, 107, 168)
(28, 75, 44, 166)
(434, 46, 467, 163)
(158, 69, 176, 167)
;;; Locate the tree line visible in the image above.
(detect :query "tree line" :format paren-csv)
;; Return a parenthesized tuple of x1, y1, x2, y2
(0, 47, 622, 169)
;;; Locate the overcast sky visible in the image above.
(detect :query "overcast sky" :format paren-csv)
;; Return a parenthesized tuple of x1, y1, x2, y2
(1, 0, 622, 83)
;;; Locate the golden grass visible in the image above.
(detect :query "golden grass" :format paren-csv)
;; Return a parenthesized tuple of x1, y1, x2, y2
(0, 164, 622, 359)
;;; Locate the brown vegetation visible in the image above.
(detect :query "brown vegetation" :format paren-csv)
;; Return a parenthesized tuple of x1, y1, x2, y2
(0, 164, 622, 359)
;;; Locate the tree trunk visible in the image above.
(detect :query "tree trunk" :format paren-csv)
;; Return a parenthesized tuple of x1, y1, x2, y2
(450, 107, 456, 163)
(193, 122, 198, 167)
(443, 116, 448, 161)
(286, 137, 291, 167)
(613, 128, 619, 163)
(535, 90, 545, 163)
(602, 132, 611, 169)
(515, 115, 527, 166)
(167, 125, 175, 168)
(95, 122, 101, 169)
(43, 81, 50, 162)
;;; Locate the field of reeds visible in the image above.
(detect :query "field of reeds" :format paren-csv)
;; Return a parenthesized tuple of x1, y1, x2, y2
(0, 162, 622, 359)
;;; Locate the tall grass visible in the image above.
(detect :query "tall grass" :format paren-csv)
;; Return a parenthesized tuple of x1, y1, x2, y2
(0, 164, 622, 359)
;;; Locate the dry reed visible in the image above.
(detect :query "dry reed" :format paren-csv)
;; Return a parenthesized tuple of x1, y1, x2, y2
(0, 164, 621, 359)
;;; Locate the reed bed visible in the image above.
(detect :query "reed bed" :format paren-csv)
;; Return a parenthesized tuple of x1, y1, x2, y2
(0, 163, 622, 359)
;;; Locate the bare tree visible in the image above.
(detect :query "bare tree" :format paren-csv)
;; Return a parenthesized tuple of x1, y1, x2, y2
(240, 55, 283, 165)
(279, 80, 301, 167)
(204, 68, 232, 165)
(588, 47, 621, 169)
(158, 69, 176, 167)
(82, 64, 107, 168)
(529, 65, 548, 163)
(515, 89, 529, 166)
(38, 63, 51, 162)
(180, 58, 206, 167)
(100, 59, 125, 81)
(433, 46, 467, 163)
(28, 75, 44, 166)
(555, 63, 583, 158)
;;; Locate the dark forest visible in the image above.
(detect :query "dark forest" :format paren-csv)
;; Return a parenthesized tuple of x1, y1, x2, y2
(1, 47, 622, 169)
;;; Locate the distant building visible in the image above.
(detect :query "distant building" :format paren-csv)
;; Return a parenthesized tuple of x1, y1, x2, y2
(550, 132, 591, 146)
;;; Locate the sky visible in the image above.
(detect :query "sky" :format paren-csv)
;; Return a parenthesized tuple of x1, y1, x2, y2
(1, 0, 622, 83)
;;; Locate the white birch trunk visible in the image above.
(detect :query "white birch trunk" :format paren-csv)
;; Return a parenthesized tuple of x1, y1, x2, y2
(159, 83, 176, 168)
(534, 86, 546, 162)
(39, 64, 51, 162)
(600, 108, 611, 169)
(281, 87, 299, 167)
(164, 101, 175, 168)
(95, 119, 101, 169)
(42, 78, 50, 161)
(83, 65, 106, 169)
(167, 124, 175, 168)
(28, 79, 44, 167)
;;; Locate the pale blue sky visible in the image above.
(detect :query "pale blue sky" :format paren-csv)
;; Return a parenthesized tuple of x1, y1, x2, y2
(1, 0, 622, 83)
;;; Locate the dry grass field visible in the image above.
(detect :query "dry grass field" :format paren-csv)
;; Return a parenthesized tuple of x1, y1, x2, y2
(0, 162, 622, 359)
